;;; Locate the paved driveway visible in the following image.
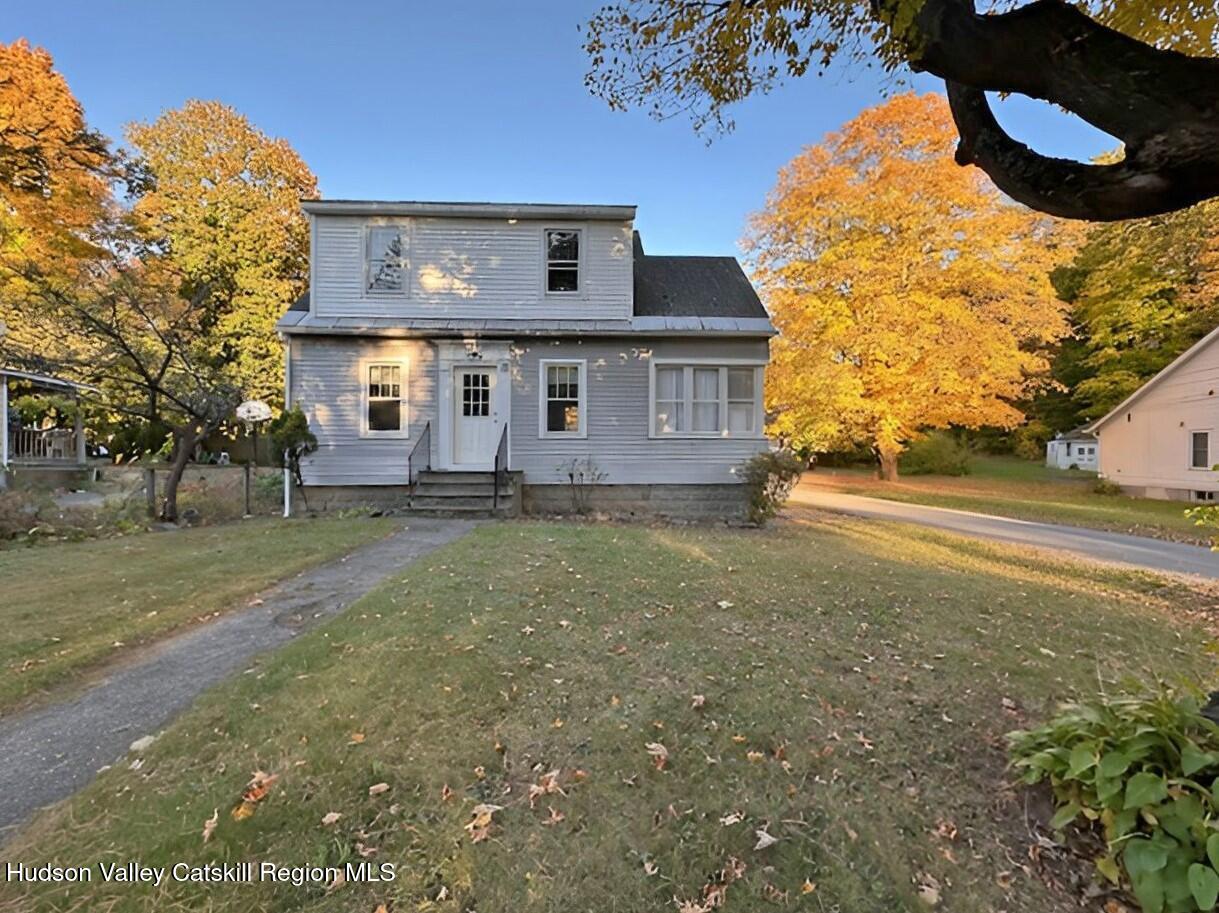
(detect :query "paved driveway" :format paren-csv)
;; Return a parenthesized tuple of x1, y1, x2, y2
(790, 485, 1219, 580)
(0, 517, 477, 837)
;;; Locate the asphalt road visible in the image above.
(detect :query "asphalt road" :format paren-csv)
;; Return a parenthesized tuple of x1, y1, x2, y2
(790, 486, 1219, 580)
(0, 517, 477, 838)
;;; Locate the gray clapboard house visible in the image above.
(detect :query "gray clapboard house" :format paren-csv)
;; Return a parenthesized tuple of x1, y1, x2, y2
(276, 201, 775, 517)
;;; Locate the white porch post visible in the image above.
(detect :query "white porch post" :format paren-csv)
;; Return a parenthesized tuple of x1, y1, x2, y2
(74, 393, 86, 466)
(0, 375, 8, 485)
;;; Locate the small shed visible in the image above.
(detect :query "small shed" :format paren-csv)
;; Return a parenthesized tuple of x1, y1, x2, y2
(1045, 427, 1099, 471)
(1, 367, 96, 484)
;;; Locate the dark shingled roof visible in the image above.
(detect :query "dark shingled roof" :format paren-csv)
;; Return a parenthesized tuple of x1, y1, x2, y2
(632, 232, 766, 319)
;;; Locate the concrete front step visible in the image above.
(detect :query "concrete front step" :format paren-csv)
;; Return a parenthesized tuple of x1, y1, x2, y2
(413, 482, 514, 498)
(410, 494, 509, 510)
(417, 470, 498, 484)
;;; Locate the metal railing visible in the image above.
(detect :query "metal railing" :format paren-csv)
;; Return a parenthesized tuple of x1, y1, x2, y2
(493, 422, 509, 512)
(407, 421, 431, 506)
(10, 427, 79, 463)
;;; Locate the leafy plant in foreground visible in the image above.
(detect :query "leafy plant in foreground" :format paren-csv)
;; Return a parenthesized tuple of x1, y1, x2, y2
(740, 450, 804, 525)
(1009, 685, 1219, 912)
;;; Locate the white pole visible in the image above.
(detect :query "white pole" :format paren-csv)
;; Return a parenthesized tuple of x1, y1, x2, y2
(0, 375, 8, 488)
(282, 336, 291, 519)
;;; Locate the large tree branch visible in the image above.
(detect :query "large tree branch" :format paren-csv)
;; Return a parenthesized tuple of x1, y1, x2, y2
(946, 82, 1219, 220)
(896, 0, 1219, 220)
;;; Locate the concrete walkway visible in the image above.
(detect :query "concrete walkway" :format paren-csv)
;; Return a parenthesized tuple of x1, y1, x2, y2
(0, 517, 477, 837)
(790, 485, 1219, 580)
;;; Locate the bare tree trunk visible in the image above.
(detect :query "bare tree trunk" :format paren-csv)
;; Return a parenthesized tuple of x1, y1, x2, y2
(877, 448, 900, 482)
(159, 424, 205, 523)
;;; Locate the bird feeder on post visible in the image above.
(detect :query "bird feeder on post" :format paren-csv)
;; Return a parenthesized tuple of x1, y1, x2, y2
(236, 399, 272, 518)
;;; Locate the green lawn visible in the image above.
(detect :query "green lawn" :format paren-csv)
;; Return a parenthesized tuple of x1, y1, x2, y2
(808, 455, 1207, 543)
(0, 516, 392, 715)
(3, 518, 1215, 912)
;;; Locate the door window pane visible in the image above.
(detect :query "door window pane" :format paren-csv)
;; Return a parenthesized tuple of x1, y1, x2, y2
(462, 372, 490, 417)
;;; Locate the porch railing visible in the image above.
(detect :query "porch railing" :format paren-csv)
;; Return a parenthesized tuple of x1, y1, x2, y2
(493, 422, 509, 512)
(9, 427, 80, 463)
(408, 421, 431, 506)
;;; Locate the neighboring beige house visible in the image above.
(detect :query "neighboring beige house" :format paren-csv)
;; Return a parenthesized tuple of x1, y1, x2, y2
(1089, 324, 1219, 501)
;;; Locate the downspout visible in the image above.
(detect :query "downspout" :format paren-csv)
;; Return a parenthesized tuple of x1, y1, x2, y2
(282, 334, 291, 519)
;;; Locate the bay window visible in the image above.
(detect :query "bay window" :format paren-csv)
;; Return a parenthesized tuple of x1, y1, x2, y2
(651, 362, 763, 437)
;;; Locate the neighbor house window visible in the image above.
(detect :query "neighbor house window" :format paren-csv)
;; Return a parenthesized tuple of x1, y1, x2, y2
(367, 226, 407, 294)
(1192, 431, 1211, 469)
(540, 360, 586, 437)
(652, 363, 763, 437)
(545, 229, 580, 293)
(365, 362, 406, 435)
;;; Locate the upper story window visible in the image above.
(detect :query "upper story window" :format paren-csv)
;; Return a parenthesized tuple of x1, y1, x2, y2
(367, 226, 407, 294)
(1191, 431, 1211, 469)
(545, 229, 580, 294)
(652, 363, 764, 438)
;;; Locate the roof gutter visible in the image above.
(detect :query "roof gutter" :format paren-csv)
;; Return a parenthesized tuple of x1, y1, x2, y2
(300, 200, 637, 221)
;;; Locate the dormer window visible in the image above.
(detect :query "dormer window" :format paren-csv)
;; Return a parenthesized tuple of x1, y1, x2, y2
(545, 229, 580, 293)
(367, 226, 406, 294)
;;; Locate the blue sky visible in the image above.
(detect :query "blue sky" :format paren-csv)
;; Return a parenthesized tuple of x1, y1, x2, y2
(8, 1, 1114, 255)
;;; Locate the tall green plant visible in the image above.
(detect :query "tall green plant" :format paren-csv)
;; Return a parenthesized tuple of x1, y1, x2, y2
(270, 405, 317, 510)
(1010, 685, 1219, 912)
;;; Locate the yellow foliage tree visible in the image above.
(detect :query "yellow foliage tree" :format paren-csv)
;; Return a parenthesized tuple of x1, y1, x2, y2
(127, 101, 317, 406)
(0, 39, 116, 282)
(748, 93, 1076, 480)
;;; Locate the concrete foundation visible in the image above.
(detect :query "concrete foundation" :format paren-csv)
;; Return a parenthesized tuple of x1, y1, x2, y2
(521, 483, 748, 521)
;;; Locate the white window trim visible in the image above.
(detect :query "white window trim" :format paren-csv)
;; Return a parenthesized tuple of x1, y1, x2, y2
(364, 222, 410, 298)
(542, 225, 586, 298)
(360, 357, 410, 439)
(1189, 428, 1212, 470)
(648, 358, 766, 440)
(538, 359, 588, 439)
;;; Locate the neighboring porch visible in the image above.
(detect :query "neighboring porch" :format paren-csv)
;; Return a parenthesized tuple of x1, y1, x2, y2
(1, 368, 93, 486)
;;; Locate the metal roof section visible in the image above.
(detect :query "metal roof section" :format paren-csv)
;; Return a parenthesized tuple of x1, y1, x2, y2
(301, 200, 637, 221)
(0, 367, 99, 393)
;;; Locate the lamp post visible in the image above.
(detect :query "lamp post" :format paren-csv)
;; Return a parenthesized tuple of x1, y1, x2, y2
(236, 400, 272, 518)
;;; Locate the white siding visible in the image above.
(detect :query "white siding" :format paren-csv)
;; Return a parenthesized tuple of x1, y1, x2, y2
(291, 337, 436, 486)
(1097, 337, 1219, 496)
(312, 216, 632, 320)
(508, 338, 770, 485)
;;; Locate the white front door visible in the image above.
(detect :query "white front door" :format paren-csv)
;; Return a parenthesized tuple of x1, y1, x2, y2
(453, 366, 499, 466)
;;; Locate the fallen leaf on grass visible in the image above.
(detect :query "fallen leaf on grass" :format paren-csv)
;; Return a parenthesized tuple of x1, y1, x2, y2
(201, 809, 218, 843)
(529, 769, 566, 807)
(719, 811, 744, 826)
(321, 812, 342, 826)
(646, 742, 669, 771)
(349, 732, 365, 745)
(543, 806, 565, 826)
(690, 694, 706, 709)
(243, 770, 279, 803)
(754, 828, 779, 850)
(368, 782, 390, 797)
(917, 874, 941, 906)
(441, 783, 454, 802)
(326, 869, 346, 893)
(464, 803, 503, 843)
(801, 879, 817, 894)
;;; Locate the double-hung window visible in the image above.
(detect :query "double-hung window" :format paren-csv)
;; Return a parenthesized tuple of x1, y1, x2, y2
(545, 229, 580, 294)
(1191, 431, 1211, 469)
(364, 361, 407, 436)
(367, 226, 407, 294)
(652, 363, 763, 437)
(540, 360, 586, 437)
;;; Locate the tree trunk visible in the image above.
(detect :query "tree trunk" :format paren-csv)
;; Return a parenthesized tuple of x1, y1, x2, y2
(878, 448, 900, 482)
(159, 424, 206, 523)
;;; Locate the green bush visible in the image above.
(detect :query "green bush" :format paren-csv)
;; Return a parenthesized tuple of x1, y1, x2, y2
(1094, 478, 1124, 496)
(899, 432, 973, 476)
(740, 450, 804, 525)
(1009, 684, 1219, 912)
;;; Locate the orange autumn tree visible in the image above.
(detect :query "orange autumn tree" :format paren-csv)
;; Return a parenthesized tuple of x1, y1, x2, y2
(748, 93, 1076, 480)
